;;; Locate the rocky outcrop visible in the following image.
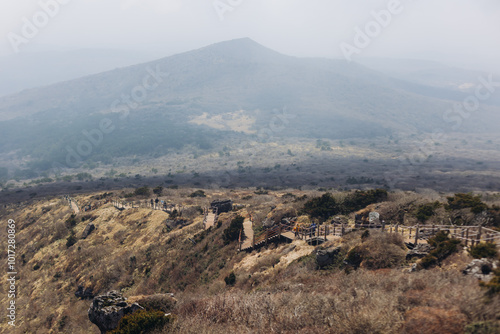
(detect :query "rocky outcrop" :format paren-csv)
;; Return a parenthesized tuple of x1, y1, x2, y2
(210, 199, 233, 213)
(316, 245, 341, 268)
(75, 285, 94, 299)
(406, 244, 432, 260)
(81, 223, 95, 239)
(88, 290, 143, 333)
(463, 258, 498, 282)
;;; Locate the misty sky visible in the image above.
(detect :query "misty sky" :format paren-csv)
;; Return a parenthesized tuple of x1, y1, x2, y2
(1, 0, 499, 72)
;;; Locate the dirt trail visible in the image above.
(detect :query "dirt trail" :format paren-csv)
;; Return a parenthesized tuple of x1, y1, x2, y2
(241, 217, 254, 250)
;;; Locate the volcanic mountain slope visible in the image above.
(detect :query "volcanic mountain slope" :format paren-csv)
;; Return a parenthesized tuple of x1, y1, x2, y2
(1, 38, 499, 172)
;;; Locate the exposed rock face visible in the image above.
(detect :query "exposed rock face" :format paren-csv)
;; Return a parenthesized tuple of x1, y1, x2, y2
(463, 258, 498, 282)
(75, 285, 94, 299)
(210, 199, 233, 213)
(81, 223, 95, 239)
(406, 244, 432, 260)
(88, 290, 143, 333)
(316, 246, 341, 268)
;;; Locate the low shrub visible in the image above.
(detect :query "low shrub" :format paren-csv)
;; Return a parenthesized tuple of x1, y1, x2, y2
(480, 269, 500, 295)
(465, 321, 500, 334)
(403, 307, 467, 334)
(110, 309, 174, 334)
(134, 186, 150, 197)
(189, 190, 206, 198)
(66, 231, 77, 248)
(419, 232, 461, 269)
(446, 193, 488, 214)
(135, 295, 176, 313)
(224, 272, 236, 286)
(223, 215, 244, 244)
(347, 231, 406, 270)
(469, 243, 498, 259)
(416, 201, 441, 222)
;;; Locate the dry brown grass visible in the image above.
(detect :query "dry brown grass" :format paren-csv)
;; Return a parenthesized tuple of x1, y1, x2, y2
(1, 188, 499, 333)
(170, 268, 499, 334)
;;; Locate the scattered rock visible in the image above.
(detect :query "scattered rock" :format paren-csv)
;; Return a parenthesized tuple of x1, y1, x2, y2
(81, 223, 95, 239)
(316, 245, 341, 268)
(75, 285, 94, 299)
(463, 258, 498, 282)
(406, 244, 432, 260)
(88, 290, 143, 333)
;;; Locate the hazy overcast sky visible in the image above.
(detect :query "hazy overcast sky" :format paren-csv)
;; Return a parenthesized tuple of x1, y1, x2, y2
(1, 0, 499, 71)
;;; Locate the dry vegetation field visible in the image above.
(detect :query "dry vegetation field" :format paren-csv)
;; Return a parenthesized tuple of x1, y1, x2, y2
(0, 187, 499, 333)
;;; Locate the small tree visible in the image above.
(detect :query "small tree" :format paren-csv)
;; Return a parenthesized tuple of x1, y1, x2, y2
(419, 232, 461, 269)
(189, 190, 206, 198)
(301, 193, 338, 219)
(134, 186, 150, 197)
(446, 193, 487, 214)
(153, 185, 163, 196)
(416, 201, 441, 222)
(469, 243, 497, 259)
(66, 230, 77, 248)
(224, 272, 236, 286)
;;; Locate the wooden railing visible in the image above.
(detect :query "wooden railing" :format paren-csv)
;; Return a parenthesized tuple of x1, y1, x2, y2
(112, 199, 182, 215)
(252, 224, 283, 247)
(241, 221, 500, 251)
(355, 223, 500, 246)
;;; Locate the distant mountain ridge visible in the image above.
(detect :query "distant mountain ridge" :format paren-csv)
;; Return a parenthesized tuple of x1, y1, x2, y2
(0, 38, 499, 173)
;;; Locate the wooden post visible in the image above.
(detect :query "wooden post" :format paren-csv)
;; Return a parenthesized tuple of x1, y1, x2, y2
(333, 225, 336, 236)
(414, 225, 419, 245)
(239, 228, 242, 252)
(324, 225, 327, 241)
(381, 221, 385, 232)
(395, 224, 399, 233)
(409, 227, 412, 238)
(341, 224, 345, 236)
(465, 228, 469, 247)
(477, 226, 482, 244)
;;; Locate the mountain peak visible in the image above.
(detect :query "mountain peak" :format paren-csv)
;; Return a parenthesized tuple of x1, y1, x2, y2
(196, 37, 288, 62)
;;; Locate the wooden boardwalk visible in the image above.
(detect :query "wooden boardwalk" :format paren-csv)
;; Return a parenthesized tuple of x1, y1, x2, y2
(240, 221, 500, 251)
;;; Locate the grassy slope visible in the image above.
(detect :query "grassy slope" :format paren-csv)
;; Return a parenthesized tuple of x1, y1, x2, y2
(0, 189, 499, 333)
